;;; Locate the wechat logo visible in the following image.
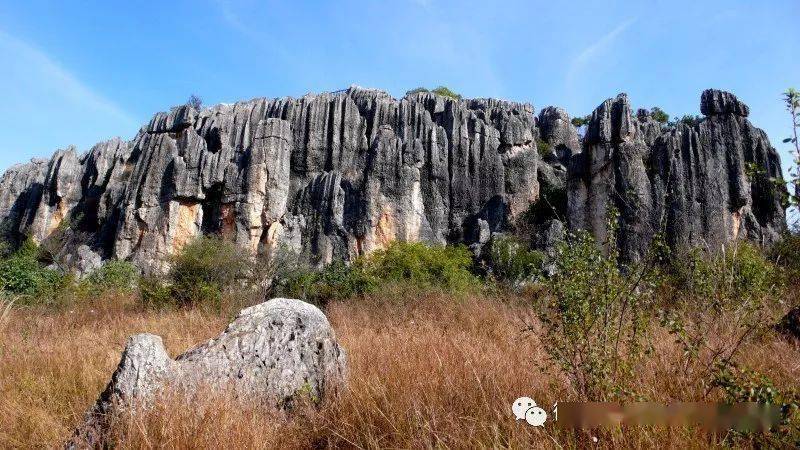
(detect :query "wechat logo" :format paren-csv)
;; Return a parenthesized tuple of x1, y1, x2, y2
(512, 397, 548, 426)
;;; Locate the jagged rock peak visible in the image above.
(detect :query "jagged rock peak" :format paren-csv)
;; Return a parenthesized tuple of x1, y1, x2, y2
(536, 106, 581, 158)
(584, 93, 636, 145)
(700, 88, 750, 117)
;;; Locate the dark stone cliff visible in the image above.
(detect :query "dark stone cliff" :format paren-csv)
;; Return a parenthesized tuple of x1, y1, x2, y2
(0, 87, 787, 273)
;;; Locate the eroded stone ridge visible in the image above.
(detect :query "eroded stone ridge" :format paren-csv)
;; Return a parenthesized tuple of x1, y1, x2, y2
(0, 87, 787, 272)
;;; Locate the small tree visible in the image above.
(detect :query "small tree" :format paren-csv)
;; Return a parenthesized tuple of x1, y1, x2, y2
(187, 94, 203, 110)
(649, 107, 669, 124)
(679, 114, 703, 126)
(570, 115, 590, 127)
(782, 88, 800, 209)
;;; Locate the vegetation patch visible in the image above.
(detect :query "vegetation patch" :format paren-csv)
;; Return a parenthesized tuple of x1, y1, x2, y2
(278, 241, 479, 305)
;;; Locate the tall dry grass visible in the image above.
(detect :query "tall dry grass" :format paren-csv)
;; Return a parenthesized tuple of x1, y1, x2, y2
(1, 288, 798, 449)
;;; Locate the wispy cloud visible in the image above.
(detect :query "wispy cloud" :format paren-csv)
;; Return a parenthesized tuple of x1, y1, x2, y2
(566, 18, 636, 84)
(213, 0, 254, 38)
(0, 28, 136, 127)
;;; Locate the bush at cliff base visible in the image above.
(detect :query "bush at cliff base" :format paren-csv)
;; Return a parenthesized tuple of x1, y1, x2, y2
(278, 241, 479, 305)
(0, 238, 66, 303)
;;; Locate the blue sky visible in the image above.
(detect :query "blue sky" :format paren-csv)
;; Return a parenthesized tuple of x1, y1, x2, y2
(0, 0, 798, 183)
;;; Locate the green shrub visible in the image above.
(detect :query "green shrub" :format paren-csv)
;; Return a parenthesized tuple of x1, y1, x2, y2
(0, 238, 66, 302)
(538, 227, 657, 400)
(770, 232, 800, 281)
(679, 114, 703, 126)
(83, 260, 139, 294)
(167, 236, 251, 307)
(488, 235, 544, 285)
(535, 137, 552, 157)
(649, 107, 669, 124)
(367, 241, 477, 290)
(139, 276, 174, 309)
(431, 86, 462, 100)
(278, 241, 479, 305)
(712, 362, 800, 447)
(660, 242, 785, 404)
(672, 243, 781, 309)
(570, 115, 590, 127)
(280, 260, 377, 306)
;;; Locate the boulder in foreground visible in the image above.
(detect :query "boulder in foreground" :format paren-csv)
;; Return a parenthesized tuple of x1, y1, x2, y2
(68, 298, 347, 447)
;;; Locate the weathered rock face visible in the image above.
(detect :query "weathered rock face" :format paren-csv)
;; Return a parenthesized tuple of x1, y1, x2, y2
(0, 87, 787, 272)
(567, 91, 786, 262)
(69, 298, 347, 446)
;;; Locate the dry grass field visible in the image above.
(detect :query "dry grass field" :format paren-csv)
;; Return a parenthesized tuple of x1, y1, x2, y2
(1, 285, 798, 449)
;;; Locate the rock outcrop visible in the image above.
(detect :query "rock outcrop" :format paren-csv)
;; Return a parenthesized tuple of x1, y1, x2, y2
(69, 297, 347, 446)
(0, 86, 787, 272)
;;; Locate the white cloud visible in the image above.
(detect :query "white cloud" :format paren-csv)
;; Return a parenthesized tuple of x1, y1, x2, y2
(566, 18, 636, 85)
(0, 28, 136, 127)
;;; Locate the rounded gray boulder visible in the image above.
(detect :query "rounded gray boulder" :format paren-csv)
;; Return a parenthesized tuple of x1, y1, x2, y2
(69, 298, 347, 447)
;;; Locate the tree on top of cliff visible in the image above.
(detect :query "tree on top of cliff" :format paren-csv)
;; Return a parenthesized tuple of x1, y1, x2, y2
(431, 86, 462, 100)
(404, 86, 462, 100)
(186, 94, 203, 110)
(649, 107, 669, 124)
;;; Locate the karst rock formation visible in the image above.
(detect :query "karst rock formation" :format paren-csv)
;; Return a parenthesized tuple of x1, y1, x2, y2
(0, 87, 787, 273)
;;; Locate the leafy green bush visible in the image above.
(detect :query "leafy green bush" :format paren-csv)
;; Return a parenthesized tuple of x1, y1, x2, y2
(712, 362, 800, 447)
(431, 86, 462, 100)
(660, 242, 785, 406)
(672, 243, 781, 309)
(0, 238, 66, 302)
(679, 114, 703, 126)
(368, 242, 477, 290)
(166, 236, 251, 307)
(570, 115, 590, 127)
(168, 236, 250, 306)
(83, 260, 139, 294)
(538, 227, 657, 400)
(770, 232, 800, 281)
(488, 235, 544, 285)
(649, 107, 669, 124)
(535, 137, 552, 157)
(278, 241, 479, 305)
(139, 276, 174, 309)
(280, 260, 377, 306)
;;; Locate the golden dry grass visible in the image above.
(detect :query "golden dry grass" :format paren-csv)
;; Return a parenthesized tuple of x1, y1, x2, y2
(1, 289, 798, 449)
